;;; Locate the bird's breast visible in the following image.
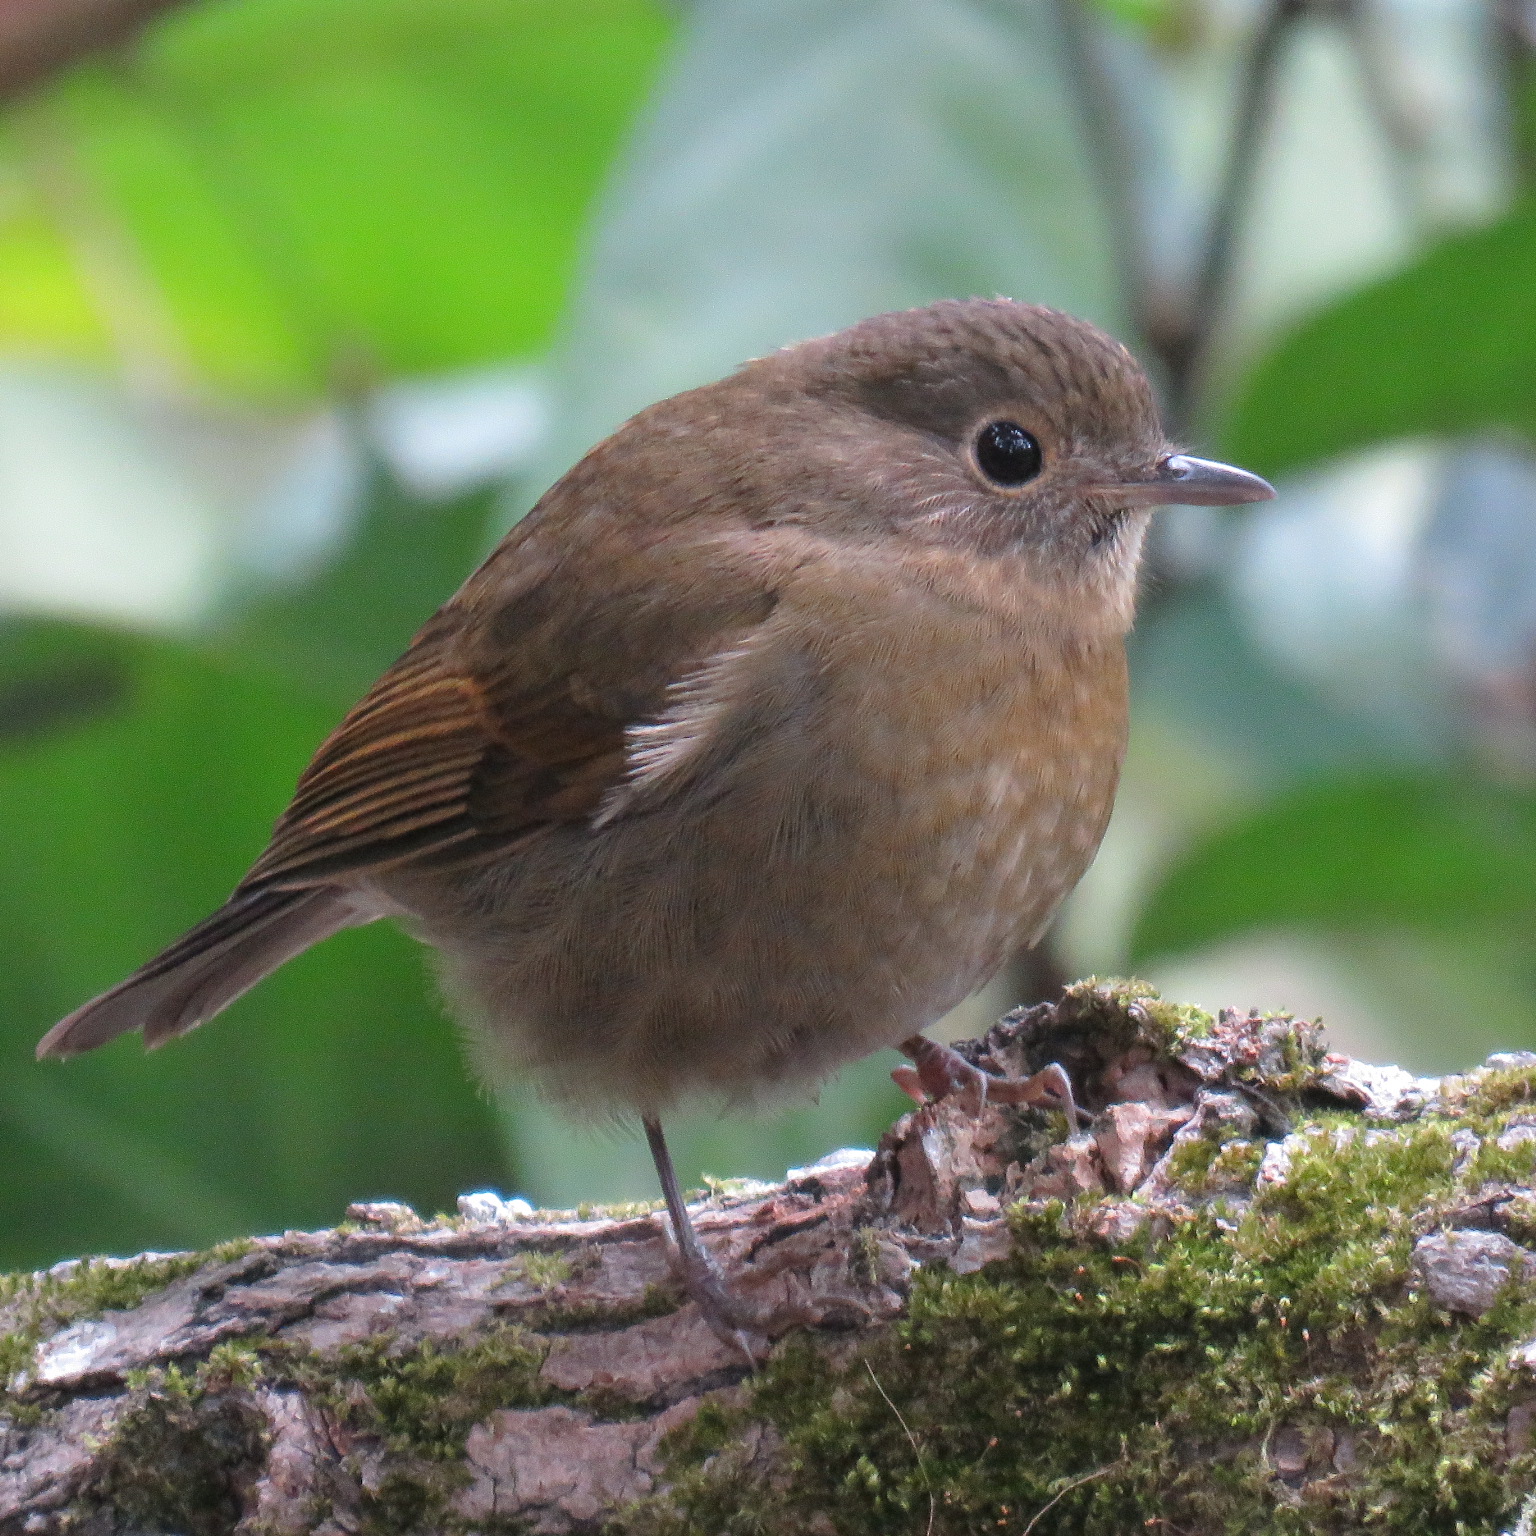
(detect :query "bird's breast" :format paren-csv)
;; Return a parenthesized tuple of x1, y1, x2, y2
(783, 571, 1130, 979)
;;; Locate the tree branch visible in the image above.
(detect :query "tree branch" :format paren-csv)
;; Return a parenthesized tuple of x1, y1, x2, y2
(1050, 0, 1158, 354)
(6, 981, 1536, 1532)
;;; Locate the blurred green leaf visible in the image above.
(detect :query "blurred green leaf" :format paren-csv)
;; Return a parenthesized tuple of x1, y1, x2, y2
(0, 618, 505, 1271)
(1128, 582, 1434, 782)
(0, 0, 673, 395)
(0, 622, 130, 742)
(1222, 198, 1536, 478)
(1130, 770, 1536, 964)
(1089, 0, 1176, 31)
(0, 162, 111, 358)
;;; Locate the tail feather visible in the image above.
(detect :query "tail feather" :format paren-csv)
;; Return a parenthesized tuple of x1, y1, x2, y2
(36, 887, 364, 1059)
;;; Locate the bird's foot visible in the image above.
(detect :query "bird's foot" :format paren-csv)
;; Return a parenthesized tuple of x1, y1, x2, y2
(643, 1113, 771, 1367)
(660, 1224, 770, 1368)
(892, 1034, 1081, 1133)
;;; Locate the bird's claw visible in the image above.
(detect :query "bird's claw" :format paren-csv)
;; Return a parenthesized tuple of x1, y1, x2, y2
(663, 1231, 769, 1368)
(893, 1036, 1081, 1133)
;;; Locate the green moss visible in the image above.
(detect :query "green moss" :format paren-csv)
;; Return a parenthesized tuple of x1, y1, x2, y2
(1048, 978, 1329, 1101)
(6, 1238, 254, 1315)
(1467, 1136, 1536, 1190)
(70, 1322, 555, 1536)
(1167, 1134, 1264, 1195)
(1049, 976, 1196, 1058)
(1166, 1134, 1222, 1189)
(298, 1326, 548, 1462)
(89, 1358, 269, 1536)
(1125, 995, 1216, 1054)
(623, 1106, 1536, 1535)
(1208, 1139, 1265, 1187)
(507, 1249, 574, 1290)
(0, 1240, 255, 1408)
(1459, 1065, 1536, 1120)
(490, 1244, 679, 1329)
(19, 999, 1536, 1534)
(571, 1198, 665, 1222)
(534, 1281, 681, 1334)
(1505, 1193, 1536, 1247)
(256, 1325, 550, 1535)
(703, 1174, 776, 1199)
(851, 1226, 888, 1288)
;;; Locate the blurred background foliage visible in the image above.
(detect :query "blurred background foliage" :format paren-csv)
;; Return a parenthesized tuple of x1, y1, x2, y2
(1, 0, 1534, 1269)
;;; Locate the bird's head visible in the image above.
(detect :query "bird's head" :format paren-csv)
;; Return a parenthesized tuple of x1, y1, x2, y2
(736, 298, 1273, 622)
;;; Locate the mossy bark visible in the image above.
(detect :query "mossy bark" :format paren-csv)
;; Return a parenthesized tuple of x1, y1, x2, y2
(5, 980, 1536, 1534)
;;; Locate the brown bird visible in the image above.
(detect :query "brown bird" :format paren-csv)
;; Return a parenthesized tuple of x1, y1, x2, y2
(37, 299, 1271, 1343)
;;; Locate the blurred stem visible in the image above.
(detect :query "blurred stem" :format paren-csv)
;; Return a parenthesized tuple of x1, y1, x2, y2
(1495, 0, 1536, 191)
(0, 658, 126, 741)
(1338, 0, 1434, 232)
(1063, 0, 1443, 438)
(1005, 938, 1069, 1010)
(1050, 0, 1156, 349)
(1055, 0, 1306, 438)
(0, 0, 189, 101)
(1163, 0, 1305, 435)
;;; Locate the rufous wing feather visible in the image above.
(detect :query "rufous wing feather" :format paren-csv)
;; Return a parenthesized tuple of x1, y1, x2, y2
(241, 546, 783, 891)
(239, 613, 634, 890)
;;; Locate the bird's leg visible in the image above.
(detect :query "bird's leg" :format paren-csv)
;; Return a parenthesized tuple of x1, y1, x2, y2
(642, 1114, 764, 1362)
(892, 1034, 1081, 1133)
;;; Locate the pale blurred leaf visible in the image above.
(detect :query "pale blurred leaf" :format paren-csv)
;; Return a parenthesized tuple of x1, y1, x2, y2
(516, 0, 1123, 498)
(217, 468, 498, 709)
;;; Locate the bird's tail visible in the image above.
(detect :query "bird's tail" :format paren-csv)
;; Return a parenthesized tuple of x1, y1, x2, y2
(36, 886, 365, 1059)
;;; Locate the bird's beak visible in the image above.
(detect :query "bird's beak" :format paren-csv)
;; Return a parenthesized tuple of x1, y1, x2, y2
(1098, 454, 1276, 508)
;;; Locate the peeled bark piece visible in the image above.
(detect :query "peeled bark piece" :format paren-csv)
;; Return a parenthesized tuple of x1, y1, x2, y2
(5, 979, 1536, 1534)
(1413, 1230, 1536, 1317)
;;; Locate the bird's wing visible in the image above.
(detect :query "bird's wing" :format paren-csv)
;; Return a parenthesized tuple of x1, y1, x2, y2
(240, 539, 781, 892)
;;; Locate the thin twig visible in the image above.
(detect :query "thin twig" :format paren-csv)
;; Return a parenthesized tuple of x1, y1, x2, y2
(1165, 0, 1307, 433)
(1337, 0, 1432, 231)
(0, 0, 188, 102)
(1049, 0, 1156, 341)
(1493, 0, 1536, 192)
(1019, 1456, 1124, 1536)
(864, 1360, 936, 1536)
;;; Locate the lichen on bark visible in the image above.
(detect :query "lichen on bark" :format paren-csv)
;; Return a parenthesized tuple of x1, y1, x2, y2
(5, 980, 1536, 1533)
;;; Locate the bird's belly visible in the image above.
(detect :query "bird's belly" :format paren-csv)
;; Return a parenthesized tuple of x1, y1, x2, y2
(402, 640, 1125, 1114)
(813, 667, 1123, 1002)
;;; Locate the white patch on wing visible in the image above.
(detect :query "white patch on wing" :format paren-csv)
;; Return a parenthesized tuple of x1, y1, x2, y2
(591, 625, 792, 828)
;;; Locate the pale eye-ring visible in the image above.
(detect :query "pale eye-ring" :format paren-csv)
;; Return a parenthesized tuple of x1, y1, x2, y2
(973, 420, 1043, 487)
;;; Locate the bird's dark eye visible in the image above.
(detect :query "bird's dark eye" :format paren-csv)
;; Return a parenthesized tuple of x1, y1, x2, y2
(974, 420, 1042, 487)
